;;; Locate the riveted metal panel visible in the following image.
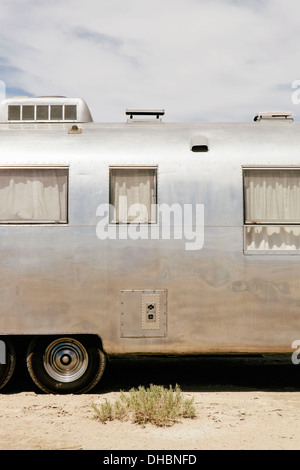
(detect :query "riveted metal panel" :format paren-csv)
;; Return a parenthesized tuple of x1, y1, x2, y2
(120, 290, 167, 338)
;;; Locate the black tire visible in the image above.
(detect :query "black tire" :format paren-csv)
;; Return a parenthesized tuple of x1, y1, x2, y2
(0, 338, 16, 391)
(26, 336, 106, 394)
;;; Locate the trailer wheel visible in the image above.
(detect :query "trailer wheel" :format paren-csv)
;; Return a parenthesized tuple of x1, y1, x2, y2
(27, 336, 106, 394)
(0, 339, 16, 391)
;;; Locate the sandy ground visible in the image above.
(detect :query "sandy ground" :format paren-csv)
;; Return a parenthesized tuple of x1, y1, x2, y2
(1, 355, 300, 451)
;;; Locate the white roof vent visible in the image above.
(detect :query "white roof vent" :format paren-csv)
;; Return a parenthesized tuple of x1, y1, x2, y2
(0, 96, 93, 123)
(254, 111, 294, 122)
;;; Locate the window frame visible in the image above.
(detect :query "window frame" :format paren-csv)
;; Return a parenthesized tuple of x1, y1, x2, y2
(109, 165, 158, 224)
(0, 165, 69, 225)
(243, 166, 300, 254)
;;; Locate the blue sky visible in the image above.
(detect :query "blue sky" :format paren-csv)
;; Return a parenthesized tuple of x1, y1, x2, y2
(0, 0, 299, 122)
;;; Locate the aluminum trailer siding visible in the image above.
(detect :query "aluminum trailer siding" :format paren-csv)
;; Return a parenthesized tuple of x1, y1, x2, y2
(0, 104, 299, 392)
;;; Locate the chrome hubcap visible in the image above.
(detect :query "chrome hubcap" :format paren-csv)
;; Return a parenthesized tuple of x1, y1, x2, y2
(43, 338, 88, 383)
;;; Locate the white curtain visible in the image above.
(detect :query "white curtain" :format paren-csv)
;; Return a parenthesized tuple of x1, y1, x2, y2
(0, 169, 68, 222)
(244, 169, 300, 251)
(245, 226, 300, 251)
(110, 169, 156, 223)
(244, 169, 300, 223)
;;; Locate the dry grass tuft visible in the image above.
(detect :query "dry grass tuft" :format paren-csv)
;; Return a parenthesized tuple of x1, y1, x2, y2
(92, 384, 196, 427)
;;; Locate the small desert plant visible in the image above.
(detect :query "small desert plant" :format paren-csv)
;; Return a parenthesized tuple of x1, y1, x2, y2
(92, 384, 196, 427)
(92, 398, 114, 423)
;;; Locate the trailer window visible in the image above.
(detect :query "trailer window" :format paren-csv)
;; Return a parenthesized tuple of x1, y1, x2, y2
(64, 105, 77, 120)
(8, 105, 21, 121)
(109, 167, 157, 223)
(22, 105, 35, 121)
(243, 168, 300, 252)
(0, 168, 68, 224)
(36, 105, 49, 120)
(50, 105, 63, 121)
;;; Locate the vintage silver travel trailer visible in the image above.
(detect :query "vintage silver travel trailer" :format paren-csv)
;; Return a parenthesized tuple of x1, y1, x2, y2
(0, 96, 299, 393)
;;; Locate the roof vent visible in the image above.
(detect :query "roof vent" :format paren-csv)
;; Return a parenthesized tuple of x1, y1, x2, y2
(126, 109, 165, 123)
(254, 111, 294, 122)
(0, 96, 93, 123)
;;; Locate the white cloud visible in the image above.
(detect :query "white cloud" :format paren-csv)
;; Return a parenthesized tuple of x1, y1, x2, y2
(0, 0, 299, 121)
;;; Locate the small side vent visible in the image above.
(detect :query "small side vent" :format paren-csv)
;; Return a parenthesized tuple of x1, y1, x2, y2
(254, 111, 294, 122)
(190, 135, 209, 152)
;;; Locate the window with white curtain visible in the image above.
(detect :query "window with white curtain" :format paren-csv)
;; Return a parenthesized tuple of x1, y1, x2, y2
(243, 168, 300, 252)
(0, 167, 68, 223)
(109, 167, 157, 223)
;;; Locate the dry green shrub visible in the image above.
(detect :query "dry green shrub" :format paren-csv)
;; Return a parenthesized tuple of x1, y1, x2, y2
(92, 384, 196, 427)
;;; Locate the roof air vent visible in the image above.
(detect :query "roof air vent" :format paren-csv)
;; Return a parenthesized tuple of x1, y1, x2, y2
(0, 96, 93, 123)
(254, 111, 294, 122)
(126, 109, 165, 123)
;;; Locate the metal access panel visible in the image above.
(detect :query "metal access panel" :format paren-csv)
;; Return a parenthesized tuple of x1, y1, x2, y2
(120, 290, 167, 338)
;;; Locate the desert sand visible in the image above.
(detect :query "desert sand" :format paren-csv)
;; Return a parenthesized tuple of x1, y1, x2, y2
(0, 355, 300, 451)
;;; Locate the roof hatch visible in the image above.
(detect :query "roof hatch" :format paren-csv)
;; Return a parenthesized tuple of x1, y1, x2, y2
(0, 96, 93, 123)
